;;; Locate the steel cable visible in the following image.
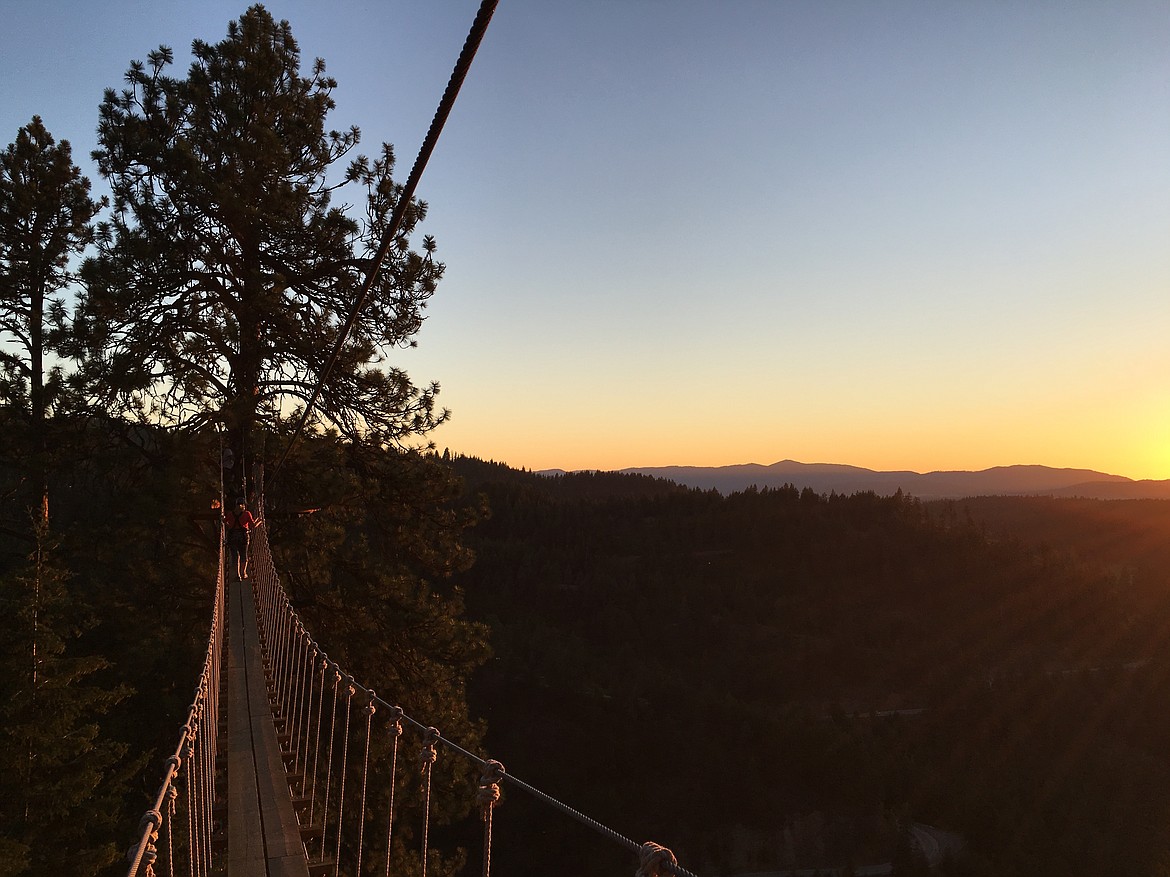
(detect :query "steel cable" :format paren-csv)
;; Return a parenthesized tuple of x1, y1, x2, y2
(265, 527, 699, 877)
(270, 0, 499, 483)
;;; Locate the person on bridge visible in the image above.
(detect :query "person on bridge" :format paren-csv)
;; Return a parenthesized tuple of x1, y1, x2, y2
(223, 497, 259, 581)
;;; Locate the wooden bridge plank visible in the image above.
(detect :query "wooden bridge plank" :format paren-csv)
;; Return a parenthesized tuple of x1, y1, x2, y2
(228, 576, 267, 877)
(227, 576, 310, 877)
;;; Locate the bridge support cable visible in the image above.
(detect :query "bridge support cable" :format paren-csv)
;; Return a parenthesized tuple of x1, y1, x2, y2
(270, 0, 500, 485)
(248, 497, 700, 877)
(126, 528, 227, 877)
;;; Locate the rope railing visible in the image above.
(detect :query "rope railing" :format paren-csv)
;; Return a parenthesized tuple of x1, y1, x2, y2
(248, 501, 700, 877)
(121, 479, 698, 877)
(125, 527, 226, 877)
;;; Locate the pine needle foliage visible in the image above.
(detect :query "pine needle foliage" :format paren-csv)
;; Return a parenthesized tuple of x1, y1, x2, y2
(76, 4, 446, 457)
(0, 116, 103, 425)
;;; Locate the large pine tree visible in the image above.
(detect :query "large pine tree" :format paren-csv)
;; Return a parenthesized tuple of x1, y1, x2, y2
(77, 4, 446, 462)
(0, 116, 101, 428)
(0, 117, 103, 520)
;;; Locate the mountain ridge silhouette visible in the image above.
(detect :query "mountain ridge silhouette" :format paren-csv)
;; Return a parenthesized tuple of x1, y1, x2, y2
(536, 461, 1170, 499)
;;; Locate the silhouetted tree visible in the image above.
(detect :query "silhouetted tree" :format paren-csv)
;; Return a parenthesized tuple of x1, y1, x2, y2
(0, 116, 101, 426)
(0, 122, 122, 877)
(77, 4, 445, 464)
(0, 116, 103, 519)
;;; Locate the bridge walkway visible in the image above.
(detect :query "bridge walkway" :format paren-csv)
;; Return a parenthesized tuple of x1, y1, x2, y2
(226, 575, 309, 877)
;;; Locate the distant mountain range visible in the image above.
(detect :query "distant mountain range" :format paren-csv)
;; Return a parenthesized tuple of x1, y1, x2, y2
(587, 461, 1170, 500)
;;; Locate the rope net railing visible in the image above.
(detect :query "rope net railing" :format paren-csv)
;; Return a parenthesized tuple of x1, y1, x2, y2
(247, 494, 700, 877)
(125, 527, 226, 877)
(121, 489, 698, 877)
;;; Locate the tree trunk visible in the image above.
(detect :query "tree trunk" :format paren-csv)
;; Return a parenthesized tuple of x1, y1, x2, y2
(31, 279, 48, 527)
(229, 278, 263, 502)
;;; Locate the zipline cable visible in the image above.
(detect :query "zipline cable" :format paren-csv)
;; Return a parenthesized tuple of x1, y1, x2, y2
(270, 0, 498, 485)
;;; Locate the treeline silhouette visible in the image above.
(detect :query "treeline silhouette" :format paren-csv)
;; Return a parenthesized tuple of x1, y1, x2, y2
(448, 455, 1170, 876)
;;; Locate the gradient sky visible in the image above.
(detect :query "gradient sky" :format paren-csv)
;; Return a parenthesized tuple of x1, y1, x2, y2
(3, 1, 1168, 478)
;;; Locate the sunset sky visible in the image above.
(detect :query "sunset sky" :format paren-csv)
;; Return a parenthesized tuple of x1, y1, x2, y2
(3, 1, 1168, 478)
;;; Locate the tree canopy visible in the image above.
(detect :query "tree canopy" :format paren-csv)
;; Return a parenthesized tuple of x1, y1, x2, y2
(0, 116, 102, 427)
(77, 4, 446, 456)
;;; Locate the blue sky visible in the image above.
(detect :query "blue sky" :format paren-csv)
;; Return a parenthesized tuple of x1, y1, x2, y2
(3, 1, 1169, 477)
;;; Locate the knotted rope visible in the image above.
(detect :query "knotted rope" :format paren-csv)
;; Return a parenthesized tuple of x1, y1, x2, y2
(309, 655, 329, 823)
(134, 810, 161, 877)
(319, 666, 342, 862)
(181, 729, 194, 877)
(165, 782, 178, 877)
(477, 758, 504, 817)
(419, 726, 440, 877)
(637, 842, 680, 877)
(477, 759, 505, 877)
(333, 679, 356, 877)
(384, 706, 404, 877)
(355, 691, 377, 876)
(126, 525, 224, 877)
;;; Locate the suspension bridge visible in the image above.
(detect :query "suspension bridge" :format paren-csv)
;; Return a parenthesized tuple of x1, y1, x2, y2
(114, 4, 690, 873)
(122, 479, 697, 877)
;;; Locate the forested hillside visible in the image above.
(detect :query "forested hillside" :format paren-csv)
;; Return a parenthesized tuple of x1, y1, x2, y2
(934, 495, 1170, 577)
(449, 455, 1170, 876)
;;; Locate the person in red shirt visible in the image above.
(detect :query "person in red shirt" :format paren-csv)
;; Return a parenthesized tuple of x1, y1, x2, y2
(223, 497, 259, 581)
